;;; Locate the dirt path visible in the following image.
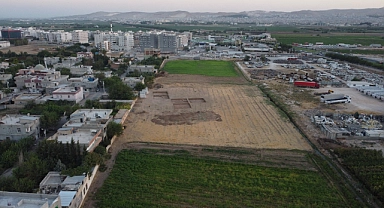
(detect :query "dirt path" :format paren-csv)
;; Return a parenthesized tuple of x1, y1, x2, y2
(81, 137, 126, 208)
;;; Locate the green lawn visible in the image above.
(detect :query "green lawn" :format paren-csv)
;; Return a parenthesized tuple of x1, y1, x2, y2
(163, 60, 238, 77)
(95, 149, 350, 208)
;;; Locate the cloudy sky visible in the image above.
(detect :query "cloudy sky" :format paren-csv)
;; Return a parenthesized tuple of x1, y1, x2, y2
(0, 0, 383, 18)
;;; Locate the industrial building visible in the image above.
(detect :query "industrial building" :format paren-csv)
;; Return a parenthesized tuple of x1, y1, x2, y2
(1, 29, 22, 39)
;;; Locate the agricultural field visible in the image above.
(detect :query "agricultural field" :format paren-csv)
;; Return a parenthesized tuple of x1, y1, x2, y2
(95, 148, 353, 207)
(328, 48, 384, 55)
(163, 60, 238, 77)
(272, 33, 384, 46)
(334, 148, 384, 204)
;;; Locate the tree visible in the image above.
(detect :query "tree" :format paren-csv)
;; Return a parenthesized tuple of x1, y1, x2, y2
(106, 122, 123, 139)
(40, 111, 60, 130)
(134, 82, 146, 91)
(37, 50, 52, 58)
(353, 112, 360, 119)
(104, 77, 135, 100)
(57, 67, 71, 76)
(243, 55, 251, 61)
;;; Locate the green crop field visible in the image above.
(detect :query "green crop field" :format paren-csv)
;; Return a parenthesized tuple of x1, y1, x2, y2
(328, 49, 384, 55)
(95, 149, 350, 208)
(273, 33, 384, 46)
(163, 60, 238, 77)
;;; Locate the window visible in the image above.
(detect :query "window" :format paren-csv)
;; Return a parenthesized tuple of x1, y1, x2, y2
(68, 95, 70, 98)
(17, 128, 21, 133)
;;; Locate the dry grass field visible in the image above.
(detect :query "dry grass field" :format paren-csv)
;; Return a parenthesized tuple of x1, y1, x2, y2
(0, 42, 57, 55)
(122, 74, 311, 151)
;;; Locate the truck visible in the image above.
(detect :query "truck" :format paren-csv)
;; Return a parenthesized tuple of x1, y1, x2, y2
(321, 94, 351, 104)
(314, 89, 334, 96)
(366, 89, 384, 96)
(294, 81, 320, 88)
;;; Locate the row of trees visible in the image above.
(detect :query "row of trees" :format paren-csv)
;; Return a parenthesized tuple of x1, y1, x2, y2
(326, 52, 384, 70)
(0, 139, 105, 192)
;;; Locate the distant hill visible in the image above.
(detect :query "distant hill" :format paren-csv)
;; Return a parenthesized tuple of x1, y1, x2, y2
(53, 8, 384, 24)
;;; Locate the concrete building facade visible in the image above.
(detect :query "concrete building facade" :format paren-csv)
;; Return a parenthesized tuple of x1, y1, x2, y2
(72, 30, 88, 44)
(0, 115, 40, 141)
(0, 191, 61, 208)
(52, 87, 84, 103)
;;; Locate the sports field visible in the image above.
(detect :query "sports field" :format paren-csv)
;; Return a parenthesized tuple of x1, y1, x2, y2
(95, 149, 349, 208)
(163, 60, 238, 77)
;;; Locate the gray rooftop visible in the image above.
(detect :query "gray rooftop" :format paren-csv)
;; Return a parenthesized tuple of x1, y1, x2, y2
(0, 191, 60, 208)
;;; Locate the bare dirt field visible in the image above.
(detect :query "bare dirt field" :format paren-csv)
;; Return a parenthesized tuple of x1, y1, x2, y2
(0, 42, 57, 55)
(121, 74, 311, 151)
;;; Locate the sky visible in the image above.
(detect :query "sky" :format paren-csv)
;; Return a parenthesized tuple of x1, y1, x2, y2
(0, 0, 383, 18)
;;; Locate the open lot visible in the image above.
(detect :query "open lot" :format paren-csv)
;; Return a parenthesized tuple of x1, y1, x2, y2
(163, 60, 239, 77)
(313, 86, 384, 114)
(122, 74, 311, 151)
(0, 42, 57, 55)
(95, 147, 349, 208)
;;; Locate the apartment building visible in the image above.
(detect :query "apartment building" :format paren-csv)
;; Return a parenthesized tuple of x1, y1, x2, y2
(48, 30, 72, 44)
(94, 31, 134, 51)
(72, 30, 88, 44)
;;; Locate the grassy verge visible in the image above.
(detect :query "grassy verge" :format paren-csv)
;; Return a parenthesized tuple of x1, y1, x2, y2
(163, 60, 239, 77)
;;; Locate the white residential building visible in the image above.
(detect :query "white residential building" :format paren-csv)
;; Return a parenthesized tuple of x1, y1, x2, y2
(0, 114, 40, 141)
(121, 77, 145, 88)
(72, 30, 88, 44)
(0, 62, 9, 69)
(52, 87, 84, 103)
(40, 169, 98, 208)
(68, 76, 98, 91)
(0, 41, 10, 48)
(129, 65, 157, 73)
(94, 31, 134, 51)
(48, 109, 113, 151)
(0, 191, 61, 208)
(0, 74, 12, 84)
(77, 52, 93, 59)
(176, 34, 189, 50)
